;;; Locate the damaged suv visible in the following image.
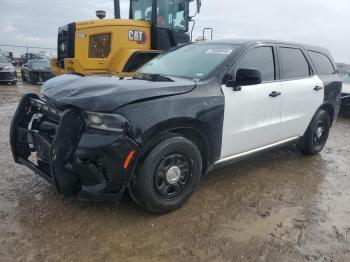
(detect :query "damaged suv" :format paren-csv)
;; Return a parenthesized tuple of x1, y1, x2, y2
(21, 60, 54, 84)
(10, 40, 342, 213)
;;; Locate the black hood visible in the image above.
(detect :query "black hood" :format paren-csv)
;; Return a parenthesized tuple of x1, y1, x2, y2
(30, 67, 51, 72)
(41, 74, 196, 112)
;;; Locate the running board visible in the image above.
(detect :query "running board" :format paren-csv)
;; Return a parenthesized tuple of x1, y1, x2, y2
(215, 137, 299, 166)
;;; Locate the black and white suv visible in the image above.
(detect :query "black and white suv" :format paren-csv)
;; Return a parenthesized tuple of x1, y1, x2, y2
(10, 40, 342, 213)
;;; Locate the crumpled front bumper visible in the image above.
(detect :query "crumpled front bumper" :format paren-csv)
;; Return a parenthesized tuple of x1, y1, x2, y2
(10, 94, 139, 201)
(0, 71, 17, 82)
(29, 71, 54, 83)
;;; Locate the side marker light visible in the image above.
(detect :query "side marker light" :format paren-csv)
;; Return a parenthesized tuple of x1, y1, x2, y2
(123, 150, 136, 169)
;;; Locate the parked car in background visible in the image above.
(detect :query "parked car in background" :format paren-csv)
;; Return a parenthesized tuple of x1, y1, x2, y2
(0, 55, 17, 85)
(341, 74, 350, 115)
(338, 67, 350, 75)
(21, 60, 54, 84)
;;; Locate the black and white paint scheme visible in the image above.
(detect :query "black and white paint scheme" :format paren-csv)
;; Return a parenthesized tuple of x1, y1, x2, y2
(10, 40, 342, 213)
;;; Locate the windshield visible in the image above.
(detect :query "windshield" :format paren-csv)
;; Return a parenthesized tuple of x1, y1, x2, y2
(131, 0, 188, 31)
(138, 43, 240, 79)
(31, 60, 50, 68)
(0, 56, 9, 63)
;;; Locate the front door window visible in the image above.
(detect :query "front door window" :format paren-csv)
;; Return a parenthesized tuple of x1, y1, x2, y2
(131, 0, 188, 31)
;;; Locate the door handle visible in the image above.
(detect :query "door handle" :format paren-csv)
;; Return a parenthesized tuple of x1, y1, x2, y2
(269, 91, 281, 97)
(314, 86, 323, 91)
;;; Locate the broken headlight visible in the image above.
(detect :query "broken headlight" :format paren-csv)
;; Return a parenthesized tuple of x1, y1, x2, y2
(84, 112, 130, 132)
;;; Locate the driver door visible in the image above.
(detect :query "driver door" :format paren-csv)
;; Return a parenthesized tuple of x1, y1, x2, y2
(220, 45, 282, 159)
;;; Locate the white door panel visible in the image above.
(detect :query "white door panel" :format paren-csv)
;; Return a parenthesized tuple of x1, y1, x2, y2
(220, 82, 282, 159)
(279, 76, 324, 140)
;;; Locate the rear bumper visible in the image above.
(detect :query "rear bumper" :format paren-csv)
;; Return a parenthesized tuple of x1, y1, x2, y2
(0, 71, 17, 82)
(341, 93, 350, 115)
(10, 94, 140, 201)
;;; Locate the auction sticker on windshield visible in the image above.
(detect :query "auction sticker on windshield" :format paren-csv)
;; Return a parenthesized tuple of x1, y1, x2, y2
(206, 49, 233, 55)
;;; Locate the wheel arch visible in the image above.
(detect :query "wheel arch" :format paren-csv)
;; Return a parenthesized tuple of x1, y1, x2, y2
(139, 118, 213, 174)
(318, 102, 335, 126)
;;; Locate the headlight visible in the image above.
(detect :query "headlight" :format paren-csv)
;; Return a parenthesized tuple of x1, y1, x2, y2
(84, 112, 130, 132)
(2, 66, 15, 72)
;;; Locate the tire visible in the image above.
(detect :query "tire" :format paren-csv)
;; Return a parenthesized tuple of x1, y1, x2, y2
(11, 80, 17, 85)
(299, 109, 330, 155)
(131, 135, 202, 214)
(30, 77, 36, 85)
(340, 106, 350, 118)
(21, 72, 26, 82)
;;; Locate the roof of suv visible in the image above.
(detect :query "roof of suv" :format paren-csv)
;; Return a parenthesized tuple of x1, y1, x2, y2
(203, 39, 330, 55)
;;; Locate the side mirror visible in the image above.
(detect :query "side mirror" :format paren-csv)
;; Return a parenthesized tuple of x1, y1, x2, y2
(223, 73, 238, 89)
(236, 68, 262, 86)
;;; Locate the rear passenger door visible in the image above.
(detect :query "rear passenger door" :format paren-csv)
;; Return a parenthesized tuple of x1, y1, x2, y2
(277, 46, 324, 140)
(221, 45, 282, 158)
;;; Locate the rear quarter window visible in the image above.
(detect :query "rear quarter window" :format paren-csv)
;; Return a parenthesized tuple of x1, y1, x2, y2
(308, 51, 335, 75)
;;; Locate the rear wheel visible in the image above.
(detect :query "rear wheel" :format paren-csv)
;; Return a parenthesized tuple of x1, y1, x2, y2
(30, 77, 37, 85)
(131, 136, 202, 214)
(299, 109, 330, 155)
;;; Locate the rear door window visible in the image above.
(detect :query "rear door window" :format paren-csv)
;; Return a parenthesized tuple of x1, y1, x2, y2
(279, 47, 311, 79)
(308, 51, 335, 75)
(236, 46, 276, 82)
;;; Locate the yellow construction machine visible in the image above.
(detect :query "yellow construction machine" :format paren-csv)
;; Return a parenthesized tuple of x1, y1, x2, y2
(51, 0, 201, 76)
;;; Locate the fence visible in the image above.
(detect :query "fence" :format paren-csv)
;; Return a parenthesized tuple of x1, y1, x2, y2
(0, 44, 57, 68)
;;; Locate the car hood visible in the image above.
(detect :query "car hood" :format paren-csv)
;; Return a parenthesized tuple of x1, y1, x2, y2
(0, 62, 13, 69)
(31, 67, 51, 72)
(41, 74, 196, 112)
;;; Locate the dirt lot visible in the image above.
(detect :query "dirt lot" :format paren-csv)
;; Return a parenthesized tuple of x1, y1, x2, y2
(0, 80, 350, 262)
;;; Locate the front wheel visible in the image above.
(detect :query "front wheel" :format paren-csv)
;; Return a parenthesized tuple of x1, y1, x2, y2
(131, 135, 202, 214)
(21, 72, 26, 82)
(299, 109, 330, 155)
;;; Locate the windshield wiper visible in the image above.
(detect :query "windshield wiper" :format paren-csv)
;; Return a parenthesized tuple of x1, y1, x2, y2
(134, 73, 174, 82)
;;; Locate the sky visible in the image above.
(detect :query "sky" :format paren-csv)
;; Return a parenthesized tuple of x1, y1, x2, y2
(0, 0, 349, 63)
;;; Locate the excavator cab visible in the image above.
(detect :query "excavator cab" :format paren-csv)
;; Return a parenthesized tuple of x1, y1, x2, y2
(51, 0, 201, 76)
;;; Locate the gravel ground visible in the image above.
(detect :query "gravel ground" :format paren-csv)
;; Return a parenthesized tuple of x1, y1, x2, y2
(0, 80, 350, 262)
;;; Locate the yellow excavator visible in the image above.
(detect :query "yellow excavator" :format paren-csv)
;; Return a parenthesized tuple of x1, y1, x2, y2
(51, 0, 201, 76)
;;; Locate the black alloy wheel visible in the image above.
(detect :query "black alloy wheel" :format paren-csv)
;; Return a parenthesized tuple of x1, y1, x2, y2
(130, 135, 202, 214)
(312, 120, 327, 148)
(154, 153, 191, 199)
(300, 109, 330, 155)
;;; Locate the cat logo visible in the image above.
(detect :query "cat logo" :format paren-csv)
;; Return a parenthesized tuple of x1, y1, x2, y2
(128, 30, 147, 44)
